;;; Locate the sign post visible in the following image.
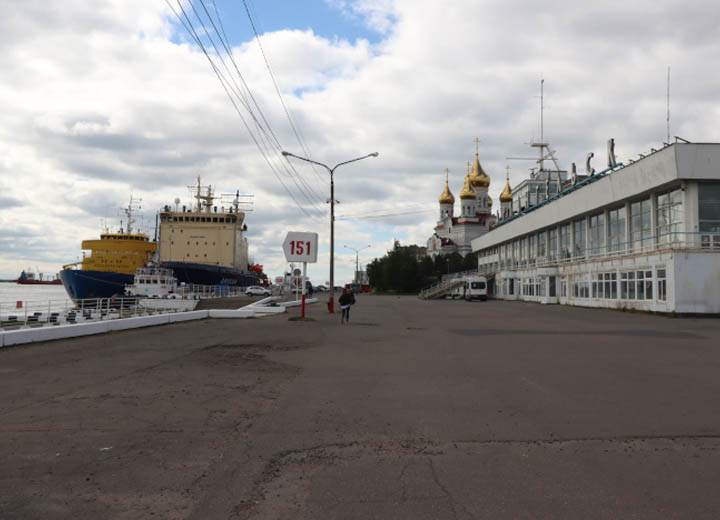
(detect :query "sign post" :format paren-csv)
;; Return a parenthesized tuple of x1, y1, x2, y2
(282, 232, 319, 319)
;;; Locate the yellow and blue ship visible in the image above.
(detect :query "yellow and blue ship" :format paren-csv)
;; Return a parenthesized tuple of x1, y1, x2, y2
(59, 200, 157, 300)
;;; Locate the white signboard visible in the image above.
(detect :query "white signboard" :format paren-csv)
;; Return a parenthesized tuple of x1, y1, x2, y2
(282, 232, 319, 263)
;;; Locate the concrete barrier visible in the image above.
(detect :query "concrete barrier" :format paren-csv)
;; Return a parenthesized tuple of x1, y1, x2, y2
(0, 298, 304, 347)
(168, 310, 210, 323)
(279, 298, 319, 308)
(208, 309, 256, 319)
(2, 321, 110, 347)
(108, 314, 170, 331)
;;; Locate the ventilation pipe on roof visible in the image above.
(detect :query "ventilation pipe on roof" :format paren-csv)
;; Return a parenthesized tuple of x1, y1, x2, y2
(607, 138, 617, 168)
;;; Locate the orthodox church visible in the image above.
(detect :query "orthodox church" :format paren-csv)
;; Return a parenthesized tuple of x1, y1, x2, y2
(427, 144, 513, 257)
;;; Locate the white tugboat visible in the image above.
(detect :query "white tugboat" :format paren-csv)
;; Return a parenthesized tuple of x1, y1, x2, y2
(126, 265, 199, 311)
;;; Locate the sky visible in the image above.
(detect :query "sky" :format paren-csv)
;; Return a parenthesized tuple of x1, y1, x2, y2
(1, 0, 720, 285)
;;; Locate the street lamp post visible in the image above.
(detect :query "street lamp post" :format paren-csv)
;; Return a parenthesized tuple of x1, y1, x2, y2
(281, 151, 378, 313)
(344, 244, 371, 283)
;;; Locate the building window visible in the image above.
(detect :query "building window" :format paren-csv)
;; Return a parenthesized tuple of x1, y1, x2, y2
(630, 199, 652, 252)
(588, 213, 605, 258)
(657, 268, 667, 301)
(571, 274, 589, 298)
(592, 272, 617, 299)
(573, 218, 586, 259)
(528, 234, 536, 265)
(620, 270, 653, 300)
(549, 228, 557, 261)
(561, 277, 567, 297)
(538, 231, 546, 259)
(608, 206, 626, 254)
(657, 188, 683, 244)
(560, 224, 571, 259)
(699, 182, 720, 237)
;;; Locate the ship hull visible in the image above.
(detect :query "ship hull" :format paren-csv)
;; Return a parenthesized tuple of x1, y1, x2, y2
(161, 262, 259, 287)
(59, 269, 134, 300)
(16, 279, 63, 285)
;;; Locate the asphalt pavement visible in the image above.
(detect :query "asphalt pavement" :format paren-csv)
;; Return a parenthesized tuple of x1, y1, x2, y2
(2, 295, 720, 519)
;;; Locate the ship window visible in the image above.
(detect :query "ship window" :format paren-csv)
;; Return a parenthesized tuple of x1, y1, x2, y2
(152, 279, 158, 284)
(187, 241, 190, 245)
(213, 217, 218, 223)
(219, 218, 225, 223)
(196, 241, 199, 245)
(205, 242, 207, 245)
(171, 241, 174, 245)
(201, 217, 207, 222)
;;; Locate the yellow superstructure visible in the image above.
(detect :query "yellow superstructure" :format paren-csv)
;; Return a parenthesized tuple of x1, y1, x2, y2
(74, 233, 157, 274)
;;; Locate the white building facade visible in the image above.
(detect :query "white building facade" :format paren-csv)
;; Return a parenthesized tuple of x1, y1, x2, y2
(471, 143, 720, 314)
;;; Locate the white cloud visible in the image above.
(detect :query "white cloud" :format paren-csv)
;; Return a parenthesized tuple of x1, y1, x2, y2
(2, 0, 720, 286)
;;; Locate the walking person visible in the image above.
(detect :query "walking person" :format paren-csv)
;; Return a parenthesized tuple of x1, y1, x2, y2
(339, 288, 353, 323)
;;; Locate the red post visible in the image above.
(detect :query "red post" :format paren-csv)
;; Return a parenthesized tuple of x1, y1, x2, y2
(328, 296, 334, 313)
(301, 294, 306, 318)
(16, 300, 22, 309)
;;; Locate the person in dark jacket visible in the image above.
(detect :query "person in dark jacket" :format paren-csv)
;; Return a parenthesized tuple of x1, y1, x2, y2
(338, 288, 354, 323)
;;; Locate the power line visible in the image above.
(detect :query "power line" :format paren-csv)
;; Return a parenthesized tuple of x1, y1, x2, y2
(167, 0, 327, 221)
(338, 208, 436, 220)
(166, 0, 324, 221)
(239, 0, 327, 187)
(193, 0, 327, 211)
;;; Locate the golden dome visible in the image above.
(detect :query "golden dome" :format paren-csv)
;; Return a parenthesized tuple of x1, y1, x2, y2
(438, 170, 454, 204)
(459, 174, 477, 200)
(499, 170, 513, 202)
(469, 154, 491, 188)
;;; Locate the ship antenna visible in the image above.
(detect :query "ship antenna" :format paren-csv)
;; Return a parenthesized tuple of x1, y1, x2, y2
(124, 195, 142, 234)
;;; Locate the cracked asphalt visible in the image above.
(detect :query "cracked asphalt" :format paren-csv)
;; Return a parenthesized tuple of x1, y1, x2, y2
(2, 295, 720, 519)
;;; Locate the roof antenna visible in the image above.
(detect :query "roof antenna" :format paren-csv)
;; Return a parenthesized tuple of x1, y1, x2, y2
(666, 66, 671, 144)
(540, 77, 544, 171)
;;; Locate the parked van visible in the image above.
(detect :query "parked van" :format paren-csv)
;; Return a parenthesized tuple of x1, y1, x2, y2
(464, 276, 488, 301)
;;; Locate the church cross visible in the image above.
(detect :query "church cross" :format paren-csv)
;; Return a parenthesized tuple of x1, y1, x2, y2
(505, 164, 511, 180)
(473, 137, 481, 155)
(466, 160, 471, 173)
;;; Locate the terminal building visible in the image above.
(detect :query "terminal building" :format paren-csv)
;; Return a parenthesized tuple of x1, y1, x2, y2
(471, 141, 720, 314)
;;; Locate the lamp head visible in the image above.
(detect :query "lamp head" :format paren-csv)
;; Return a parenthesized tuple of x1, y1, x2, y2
(281, 151, 289, 156)
(370, 152, 379, 157)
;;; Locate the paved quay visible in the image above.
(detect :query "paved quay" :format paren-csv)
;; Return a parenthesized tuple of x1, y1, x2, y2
(2, 295, 720, 519)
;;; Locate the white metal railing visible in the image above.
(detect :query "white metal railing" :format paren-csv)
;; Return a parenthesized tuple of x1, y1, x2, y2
(0, 297, 151, 330)
(480, 231, 720, 274)
(1, 284, 274, 331)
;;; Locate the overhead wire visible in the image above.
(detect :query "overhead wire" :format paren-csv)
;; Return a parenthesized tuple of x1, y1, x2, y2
(193, 0, 327, 213)
(166, 0, 327, 221)
(238, 0, 328, 187)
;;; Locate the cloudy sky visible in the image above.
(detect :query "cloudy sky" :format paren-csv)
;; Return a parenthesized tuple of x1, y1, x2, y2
(1, 0, 719, 284)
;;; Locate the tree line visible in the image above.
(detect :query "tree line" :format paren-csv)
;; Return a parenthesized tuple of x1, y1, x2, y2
(367, 241, 478, 293)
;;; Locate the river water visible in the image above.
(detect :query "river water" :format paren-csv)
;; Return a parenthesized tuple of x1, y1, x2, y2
(0, 282, 69, 304)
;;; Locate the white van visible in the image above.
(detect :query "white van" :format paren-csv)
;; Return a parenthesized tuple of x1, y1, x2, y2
(464, 276, 488, 301)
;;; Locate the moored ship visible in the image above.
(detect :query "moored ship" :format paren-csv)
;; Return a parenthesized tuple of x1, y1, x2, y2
(157, 178, 259, 288)
(16, 270, 63, 285)
(59, 199, 157, 300)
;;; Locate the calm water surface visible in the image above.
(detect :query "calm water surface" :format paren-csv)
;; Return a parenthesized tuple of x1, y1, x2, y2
(0, 282, 69, 303)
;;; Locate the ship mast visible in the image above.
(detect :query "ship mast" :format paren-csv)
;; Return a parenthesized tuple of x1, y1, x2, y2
(123, 195, 142, 234)
(189, 176, 215, 213)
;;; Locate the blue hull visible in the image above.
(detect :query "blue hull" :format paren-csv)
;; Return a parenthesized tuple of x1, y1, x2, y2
(161, 262, 259, 287)
(59, 269, 133, 300)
